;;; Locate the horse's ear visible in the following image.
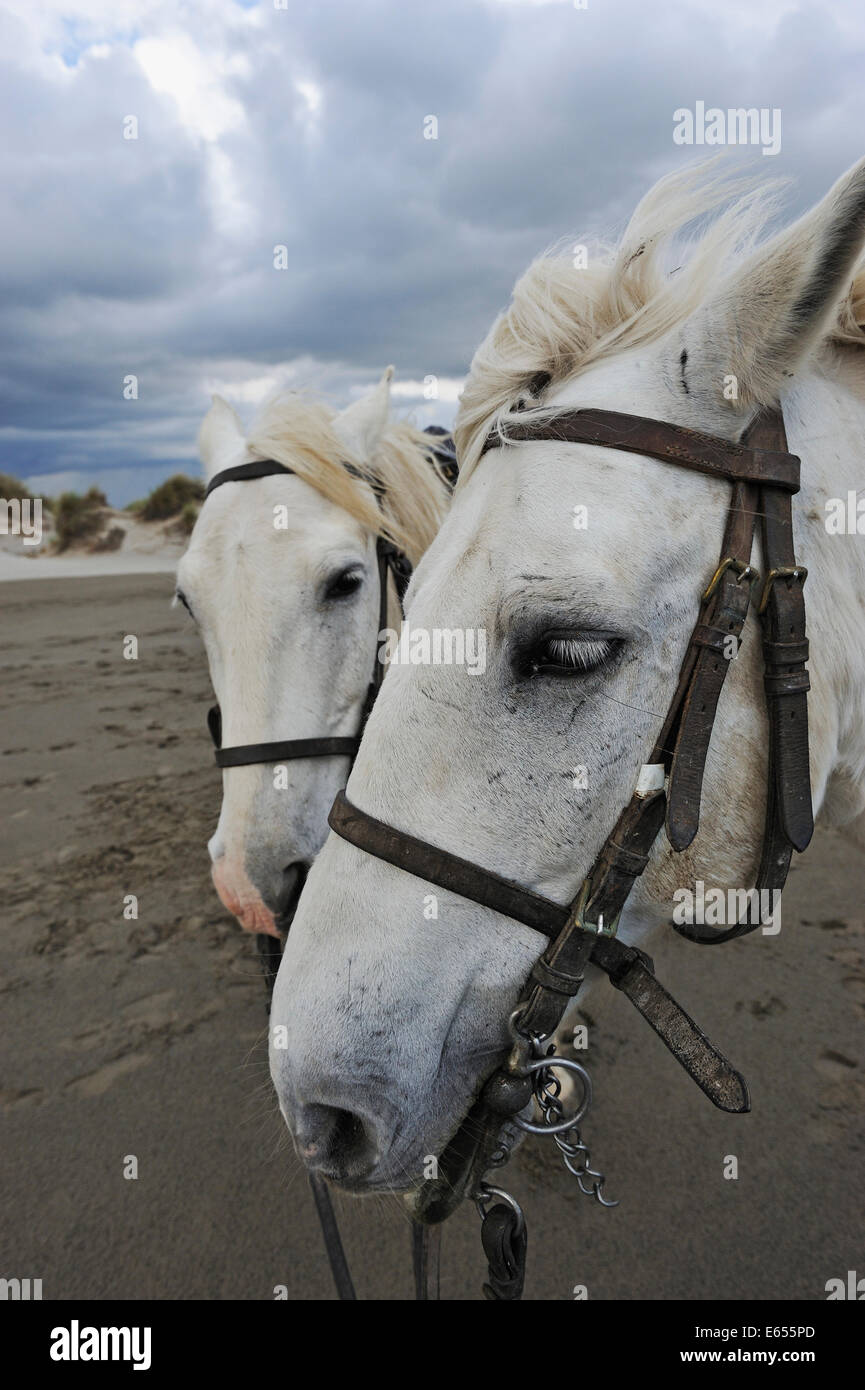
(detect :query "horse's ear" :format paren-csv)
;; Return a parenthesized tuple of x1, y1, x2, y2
(198, 395, 245, 480)
(333, 366, 394, 463)
(684, 157, 865, 415)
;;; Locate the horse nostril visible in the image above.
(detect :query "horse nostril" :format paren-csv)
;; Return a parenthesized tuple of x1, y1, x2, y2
(274, 862, 307, 927)
(293, 1104, 379, 1184)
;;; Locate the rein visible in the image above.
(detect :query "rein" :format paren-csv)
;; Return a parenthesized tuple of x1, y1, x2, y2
(326, 401, 814, 1297)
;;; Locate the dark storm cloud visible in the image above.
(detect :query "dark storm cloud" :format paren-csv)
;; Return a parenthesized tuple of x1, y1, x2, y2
(1, 0, 863, 502)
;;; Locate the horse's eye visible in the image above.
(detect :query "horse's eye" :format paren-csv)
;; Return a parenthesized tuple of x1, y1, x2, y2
(517, 632, 620, 679)
(324, 568, 364, 601)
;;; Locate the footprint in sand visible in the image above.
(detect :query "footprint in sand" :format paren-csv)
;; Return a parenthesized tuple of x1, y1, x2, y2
(841, 974, 865, 1019)
(58, 1025, 113, 1054)
(65, 1053, 152, 1097)
(810, 1048, 865, 1142)
(815, 1048, 859, 1080)
(0, 1087, 44, 1110)
(121, 990, 177, 1030)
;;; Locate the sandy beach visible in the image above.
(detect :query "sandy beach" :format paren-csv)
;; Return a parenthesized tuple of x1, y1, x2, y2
(1, 572, 863, 1301)
(0, 508, 187, 583)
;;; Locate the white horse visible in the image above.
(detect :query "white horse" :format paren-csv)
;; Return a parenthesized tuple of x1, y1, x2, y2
(270, 160, 865, 1191)
(176, 370, 450, 937)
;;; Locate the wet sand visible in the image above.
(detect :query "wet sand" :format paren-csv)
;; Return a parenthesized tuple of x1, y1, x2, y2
(1, 574, 863, 1300)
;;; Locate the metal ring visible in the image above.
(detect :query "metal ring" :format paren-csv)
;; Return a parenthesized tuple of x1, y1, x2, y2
(475, 1185, 526, 1237)
(506, 1006, 548, 1049)
(513, 1057, 592, 1134)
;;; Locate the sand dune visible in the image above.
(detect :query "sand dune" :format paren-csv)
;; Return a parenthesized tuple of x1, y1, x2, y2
(0, 509, 186, 581)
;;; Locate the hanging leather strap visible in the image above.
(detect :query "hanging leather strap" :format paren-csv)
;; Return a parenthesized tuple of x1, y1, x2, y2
(480, 1205, 528, 1300)
(307, 1172, 357, 1300)
(411, 1223, 441, 1300)
(588, 936, 749, 1111)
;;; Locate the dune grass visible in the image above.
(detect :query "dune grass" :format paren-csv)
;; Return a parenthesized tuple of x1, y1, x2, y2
(133, 474, 204, 522)
(54, 487, 108, 551)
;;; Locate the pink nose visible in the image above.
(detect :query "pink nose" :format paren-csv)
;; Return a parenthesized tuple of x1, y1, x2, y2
(211, 858, 279, 937)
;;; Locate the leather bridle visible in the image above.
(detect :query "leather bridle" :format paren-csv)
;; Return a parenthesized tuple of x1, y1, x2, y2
(202, 459, 413, 770)
(326, 400, 815, 1285)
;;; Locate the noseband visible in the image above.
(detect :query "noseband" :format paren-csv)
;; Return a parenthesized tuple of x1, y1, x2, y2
(326, 402, 814, 1286)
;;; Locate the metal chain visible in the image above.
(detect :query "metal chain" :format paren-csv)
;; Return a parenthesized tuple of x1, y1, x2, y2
(530, 1046, 618, 1207)
(503, 1011, 617, 1208)
(474, 1011, 618, 1271)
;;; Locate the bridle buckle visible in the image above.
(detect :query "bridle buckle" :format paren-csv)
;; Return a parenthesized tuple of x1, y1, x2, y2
(757, 564, 808, 615)
(568, 879, 621, 939)
(701, 557, 758, 603)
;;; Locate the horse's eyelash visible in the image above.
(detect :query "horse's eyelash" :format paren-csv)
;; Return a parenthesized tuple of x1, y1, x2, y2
(544, 637, 612, 669)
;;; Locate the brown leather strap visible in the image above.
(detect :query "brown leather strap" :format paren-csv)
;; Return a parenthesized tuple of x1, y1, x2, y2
(758, 512, 813, 850)
(518, 790, 668, 1036)
(215, 736, 359, 768)
(329, 792, 750, 1114)
(672, 409, 813, 944)
(665, 479, 759, 849)
(589, 937, 750, 1112)
(328, 401, 809, 1118)
(204, 457, 295, 497)
(518, 421, 765, 1014)
(481, 408, 801, 492)
(329, 790, 568, 936)
(355, 539, 412, 734)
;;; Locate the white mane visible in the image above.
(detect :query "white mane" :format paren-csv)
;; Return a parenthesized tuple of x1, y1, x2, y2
(247, 391, 449, 565)
(456, 161, 865, 476)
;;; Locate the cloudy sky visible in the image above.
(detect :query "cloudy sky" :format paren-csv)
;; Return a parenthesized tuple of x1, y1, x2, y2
(3, 0, 863, 503)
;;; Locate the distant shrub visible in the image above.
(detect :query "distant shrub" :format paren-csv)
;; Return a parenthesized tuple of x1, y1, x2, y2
(173, 500, 200, 536)
(125, 497, 147, 515)
(0, 472, 33, 502)
(89, 524, 125, 553)
(139, 475, 204, 521)
(54, 487, 108, 551)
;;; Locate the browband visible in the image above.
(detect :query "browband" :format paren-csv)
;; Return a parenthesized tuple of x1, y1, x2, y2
(481, 407, 801, 492)
(204, 458, 296, 497)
